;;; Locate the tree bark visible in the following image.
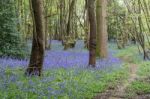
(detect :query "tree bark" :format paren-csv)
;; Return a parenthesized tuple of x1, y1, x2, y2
(66, 0, 76, 36)
(96, 0, 108, 58)
(44, 0, 50, 50)
(88, 0, 97, 67)
(25, 0, 45, 76)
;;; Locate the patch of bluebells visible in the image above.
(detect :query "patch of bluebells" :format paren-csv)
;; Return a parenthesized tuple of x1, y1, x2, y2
(0, 41, 126, 98)
(0, 65, 125, 98)
(0, 67, 86, 98)
(0, 40, 122, 70)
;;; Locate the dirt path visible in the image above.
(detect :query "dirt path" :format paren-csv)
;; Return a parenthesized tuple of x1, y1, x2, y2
(94, 63, 138, 99)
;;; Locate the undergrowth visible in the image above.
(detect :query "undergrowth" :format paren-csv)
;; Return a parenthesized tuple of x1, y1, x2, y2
(0, 65, 128, 99)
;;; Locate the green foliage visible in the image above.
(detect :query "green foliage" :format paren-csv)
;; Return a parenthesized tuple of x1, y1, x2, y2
(0, 66, 128, 99)
(107, 0, 126, 40)
(137, 61, 150, 77)
(0, 0, 26, 58)
(130, 81, 150, 94)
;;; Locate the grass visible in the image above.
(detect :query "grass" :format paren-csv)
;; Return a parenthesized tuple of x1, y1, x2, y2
(118, 46, 150, 98)
(1, 42, 141, 99)
(0, 66, 129, 99)
(109, 44, 150, 98)
(126, 62, 150, 98)
(114, 45, 142, 63)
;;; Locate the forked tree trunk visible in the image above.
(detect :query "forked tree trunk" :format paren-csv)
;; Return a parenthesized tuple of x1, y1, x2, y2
(88, 0, 97, 67)
(25, 0, 45, 76)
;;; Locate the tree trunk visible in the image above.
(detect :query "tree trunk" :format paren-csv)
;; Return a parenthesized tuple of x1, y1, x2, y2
(25, 0, 45, 76)
(59, 0, 66, 40)
(96, 0, 108, 58)
(84, 0, 90, 49)
(45, 0, 51, 50)
(88, 0, 97, 67)
(66, 0, 76, 36)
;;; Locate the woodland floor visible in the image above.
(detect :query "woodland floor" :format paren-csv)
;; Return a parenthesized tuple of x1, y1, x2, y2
(0, 40, 122, 69)
(94, 58, 138, 99)
(94, 54, 150, 99)
(0, 41, 150, 98)
(0, 41, 126, 98)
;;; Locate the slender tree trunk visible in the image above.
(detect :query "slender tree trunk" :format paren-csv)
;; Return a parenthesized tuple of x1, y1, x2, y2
(59, 0, 66, 40)
(25, 0, 45, 76)
(44, 0, 50, 50)
(96, 0, 108, 58)
(84, 0, 90, 49)
(66, 0, 76, 36)
(88, 0, 97, 67)
(45, 15, 50, 49)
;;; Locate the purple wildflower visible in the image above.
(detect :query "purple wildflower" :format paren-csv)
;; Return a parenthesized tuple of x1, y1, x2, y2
(0, 40, 122, 70)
